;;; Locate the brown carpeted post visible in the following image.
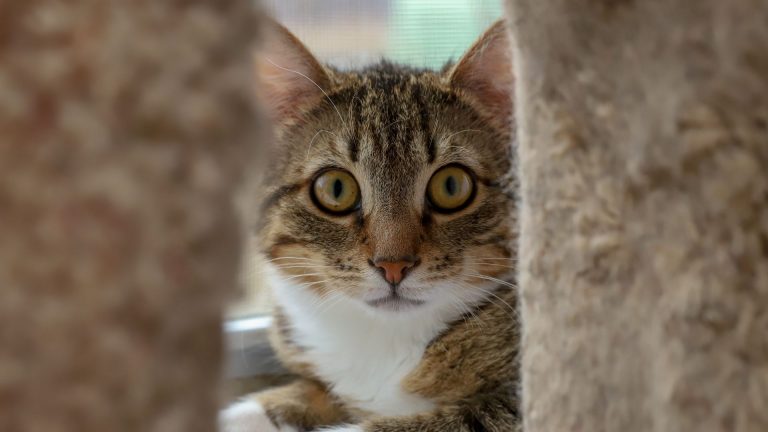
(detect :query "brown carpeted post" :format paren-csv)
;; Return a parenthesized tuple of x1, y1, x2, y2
(0, 1, 262, 431)
(506, 1, 768, 431)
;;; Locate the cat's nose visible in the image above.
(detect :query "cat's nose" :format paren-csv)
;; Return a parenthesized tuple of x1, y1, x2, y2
(372, 256, 419, 285)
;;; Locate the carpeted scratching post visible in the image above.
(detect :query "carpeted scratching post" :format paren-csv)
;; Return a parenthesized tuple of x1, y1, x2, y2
(0, 2, 261, 431)
(506, 0, 768, 431)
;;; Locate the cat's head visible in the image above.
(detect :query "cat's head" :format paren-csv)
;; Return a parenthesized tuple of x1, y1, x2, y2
(255, 19, 516, 315)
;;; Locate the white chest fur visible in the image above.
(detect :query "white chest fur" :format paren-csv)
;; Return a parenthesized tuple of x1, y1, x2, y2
(272, 277, 458, 417)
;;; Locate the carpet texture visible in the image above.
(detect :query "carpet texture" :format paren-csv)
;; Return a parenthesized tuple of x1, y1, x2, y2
(0, 2, 262, 431)
(506, 0, 768, 430)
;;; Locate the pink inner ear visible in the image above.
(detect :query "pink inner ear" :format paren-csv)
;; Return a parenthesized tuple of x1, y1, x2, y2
(257, 57, 320, 120)
(254, 21, 330, 123)
(449, 21, 514, 130)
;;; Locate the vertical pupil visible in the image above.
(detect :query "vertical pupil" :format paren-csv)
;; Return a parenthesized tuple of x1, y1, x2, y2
(332, 178, 344, 199)
(445, 175, 457, 196)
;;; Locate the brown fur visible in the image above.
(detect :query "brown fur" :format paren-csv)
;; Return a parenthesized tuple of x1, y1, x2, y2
(256, 379, 351, 430)
(402, 287, 519, 404)
(239, 19, 519, 431)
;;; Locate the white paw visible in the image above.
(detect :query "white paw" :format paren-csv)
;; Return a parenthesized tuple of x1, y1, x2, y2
(219, 399, 298, 432)
(316, 425, 363, 432)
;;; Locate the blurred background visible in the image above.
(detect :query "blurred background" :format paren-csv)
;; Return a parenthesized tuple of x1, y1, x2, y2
(227, 0, 504, 319)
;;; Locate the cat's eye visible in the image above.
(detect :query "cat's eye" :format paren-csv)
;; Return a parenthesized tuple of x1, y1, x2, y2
(311, 169, 360, 214)
(427, 165, 475, 213)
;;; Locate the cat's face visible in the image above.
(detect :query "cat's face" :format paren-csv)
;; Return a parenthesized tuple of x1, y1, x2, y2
(256, 20, 515, 314)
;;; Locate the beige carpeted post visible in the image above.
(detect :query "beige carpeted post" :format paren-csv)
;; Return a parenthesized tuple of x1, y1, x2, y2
(0, 1, 261, 431)
(506, 0, 768, 431)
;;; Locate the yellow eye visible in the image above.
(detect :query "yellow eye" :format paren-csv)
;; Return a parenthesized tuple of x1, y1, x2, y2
(427, 165, 475, 212)
(312, 169, 360, 214)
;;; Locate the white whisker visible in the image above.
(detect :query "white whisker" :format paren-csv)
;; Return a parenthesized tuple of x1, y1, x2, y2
(444, 286, 486, 331)
(264, 257, 325, 263)
(255, 264, 332, 275)
(268, 262, 331, 268)
(378, 113, 412, 135)
(314, 291, 346, 316)
(281, 272, 327, 282)
(464, 273, 518, 290)
(265, 57, 349, 132)
(306, 129, 339, 160)
(463, 256, 518, 261)
(465, 262, 517, 270)
(456, 277, 518, 320)
(443, 129, 483, 143)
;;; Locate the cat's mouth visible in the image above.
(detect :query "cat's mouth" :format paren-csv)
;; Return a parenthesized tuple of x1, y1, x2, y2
(365, 292, 425, 311)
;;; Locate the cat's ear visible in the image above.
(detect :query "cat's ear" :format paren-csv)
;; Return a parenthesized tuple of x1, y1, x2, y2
(255, 19, 331, 123)
(447, 20, 513, 129)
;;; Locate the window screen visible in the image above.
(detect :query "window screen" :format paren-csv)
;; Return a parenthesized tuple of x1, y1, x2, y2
(266, 0, 503, 69)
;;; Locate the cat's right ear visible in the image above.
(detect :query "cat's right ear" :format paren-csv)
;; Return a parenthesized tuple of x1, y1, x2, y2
(446, 20, 513, 131)
(254, 19, 331, 123)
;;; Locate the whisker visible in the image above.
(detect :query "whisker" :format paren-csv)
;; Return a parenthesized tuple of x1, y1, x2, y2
(466, 306, 487, 330)
(445, 287, 486, 331)
(264, 58, 349, 132)
(464, 262, 517, 270)
(462, 256, 518, 261)
(264, 257, 325, 263)
(299, 279, 334, 291)
(456, 277, 519, 320)
(448, 279, 504, 328)
(378, 113, 412, 135)
(293, 280, 347, 316)
(443, 129, 483, 143)
(446, 296, 482, 331)
(440, 145, 478, 159)
(314, 291, 346, 315)
(280, 272, 327, 282)
(464, 273, 518, 290)
(305, 129, 339, 160)
(269, 264, 331, 269)
(254, 264, 332, 275)
(302, 287, 334, 312)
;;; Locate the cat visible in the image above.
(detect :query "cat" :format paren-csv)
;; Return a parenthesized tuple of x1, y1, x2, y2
(221, 18, 519, 432)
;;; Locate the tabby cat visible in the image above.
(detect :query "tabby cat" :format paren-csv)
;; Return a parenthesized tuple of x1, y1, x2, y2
(221, 18, 519, 432)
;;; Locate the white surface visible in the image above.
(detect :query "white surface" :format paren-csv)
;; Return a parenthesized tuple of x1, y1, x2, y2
(224, 316, 273, 334)
(219, 399, 298, 432)
(223, 316, 281, 379)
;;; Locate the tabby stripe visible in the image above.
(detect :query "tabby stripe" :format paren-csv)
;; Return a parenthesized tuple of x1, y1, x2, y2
(348, 87, 362, 162)
(253, 183, 303, 233)
(261, 183, 302, 212)
(412, 83, 436, 163)
(270, 234, 303, 249)
(383, 89, 399, 160)
(462, 409, 489, 432)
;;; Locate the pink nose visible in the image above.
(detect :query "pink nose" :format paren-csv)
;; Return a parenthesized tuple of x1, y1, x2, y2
(374, 259, 417, 285)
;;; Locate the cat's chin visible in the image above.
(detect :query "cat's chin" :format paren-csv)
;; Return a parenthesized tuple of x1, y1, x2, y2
(364, 293, 425, 312)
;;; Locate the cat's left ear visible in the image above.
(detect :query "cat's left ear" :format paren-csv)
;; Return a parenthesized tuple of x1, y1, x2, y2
(447, 20, 513, 130)
(254, 18, 332, 124)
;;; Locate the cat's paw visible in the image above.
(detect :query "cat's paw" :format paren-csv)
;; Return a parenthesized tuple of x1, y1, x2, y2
(219, 399, 298, 432)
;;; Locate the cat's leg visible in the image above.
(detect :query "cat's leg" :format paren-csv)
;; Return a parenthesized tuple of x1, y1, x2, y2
(318, 391, 519, 432)
(220, 379, 349, 432)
